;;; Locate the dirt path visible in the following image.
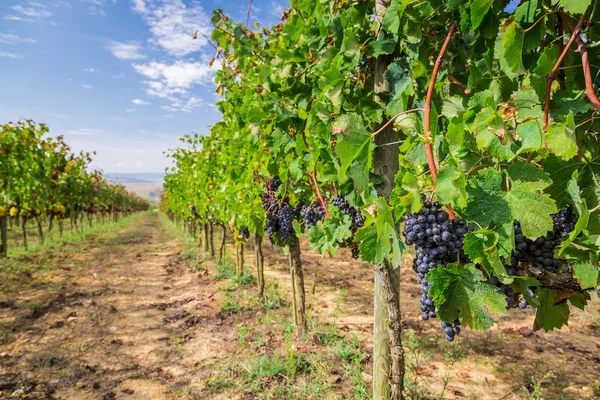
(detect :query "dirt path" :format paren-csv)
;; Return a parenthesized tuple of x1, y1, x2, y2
(1, 213, 599, 400)
(0, 213, 238, 399)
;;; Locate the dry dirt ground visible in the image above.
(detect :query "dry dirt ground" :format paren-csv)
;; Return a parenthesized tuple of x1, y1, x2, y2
(0, 212, 599, 400)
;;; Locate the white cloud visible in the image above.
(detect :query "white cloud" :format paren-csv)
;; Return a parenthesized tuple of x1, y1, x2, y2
(82, 84, 93, 89)
(126, 108, 136, 112)
(113, 72, 126, 78)
(131, 0, 211, 56)
(0, 33, 38, 45)
(132, 99, 149, 105)
(67, 128, 102, 135)
(12, 4, 52, 18)
(0, 51, 23, 59)
(107, 41, 145, 60)
(4, 15, 35, 22)
(132, 60, 213, 89)
(85, 67, 98, 72)
(132, 0, 147, 13)
(131, 60, 214, 112)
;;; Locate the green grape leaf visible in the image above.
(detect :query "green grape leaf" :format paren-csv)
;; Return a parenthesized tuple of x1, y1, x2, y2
(502, 21, 526, 76)
(516, 120, 544, 155)
(436, 160, 467, 209)
(390, 169, 422, 216)
(465, 168, 515, 258)
(568, 292, 590, 311)
(559, 0, 592, 15)
(508, 185, 556, 239)
(385, 63, 412, 116)
(381, 0, 403, 35)
(355, 222, 387, 263)
(511, 276, 541, 306)
(463, 230, 510, 282)
(556, 178, 590, 256)
(506, 161, 552, 191)
(369, 38, 396, 57)
(534, 288, 570, 331)
(441, 96, 466, 119)
(470, 0, 494, 30)
(515, 0, 538, 23)
(427, 263, 507, 330)
(545, 112, 578, 160)
(333, 113, 373, 192)
(572, 261, 599, 288)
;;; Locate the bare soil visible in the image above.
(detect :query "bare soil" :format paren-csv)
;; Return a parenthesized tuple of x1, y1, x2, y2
(0, 213, 599, 399)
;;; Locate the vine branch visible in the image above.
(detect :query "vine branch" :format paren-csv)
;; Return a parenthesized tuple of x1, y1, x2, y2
(424, 22, 457, 219)
(245, 0, 253, 27)
(543, 14, 585, 129)
(309, 169, 330, 217)
(561, 14, 600, 113)
(372, 108, 424, 136)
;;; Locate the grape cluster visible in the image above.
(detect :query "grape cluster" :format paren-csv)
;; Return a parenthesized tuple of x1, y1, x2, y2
(301, 203, 326, 229)
(331, 195, 365, 233)
(277, 203, 297, 242)
(403, 199, 471, 340)
(270, 176, 282, 192)
(441, 321, 461, 342)
(487, 274, 515, 306)
(238, 227, 250, 240)
(513, 206, 577, 272)
(351, 246, 360, 260)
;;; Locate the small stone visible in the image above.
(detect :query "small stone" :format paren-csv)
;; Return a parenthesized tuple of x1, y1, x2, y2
(0, 352, 9, 358)
(109, 326, 118, 332)
(67, 317, 78, 322)
(556, 347, 564, 354)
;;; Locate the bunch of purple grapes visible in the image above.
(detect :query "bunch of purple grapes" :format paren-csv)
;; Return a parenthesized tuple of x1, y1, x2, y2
(402, 199, 471, 341)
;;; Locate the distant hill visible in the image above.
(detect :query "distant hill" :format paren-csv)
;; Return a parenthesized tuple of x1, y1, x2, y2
(125, 182, 163, 204)
(105, 172, 165, 184)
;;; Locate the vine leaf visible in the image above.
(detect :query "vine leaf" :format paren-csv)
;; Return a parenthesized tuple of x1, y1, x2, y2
(506, 162, 556, 239)
(436, 160, 467, 209)
(568, 292, 590, 310)
(556, 177, 590, 257)
(381, 0, 403, 36)
(307, 218, 352, 257)
(332, 113, 372, 192)
(559, 0, 592, 14)
(463, 230, 510, 283)
(427, 263, 507, 330)
(465, 168, 515, 258)
(534, 288, 570, 331)
(515, 0, 539, 23)
(516, 120, 543, 155)
(390, 169, 422, 216)
(369, 38, 396, 57)
(544, 112, 578, 160)
(502, 21, 526, 76)
(355, 223, 387, 263)
(466, 165, 556, 258)
(571, 261, 599, 288)
(385, 63, 412, 117)
(470, 0, 494, 31)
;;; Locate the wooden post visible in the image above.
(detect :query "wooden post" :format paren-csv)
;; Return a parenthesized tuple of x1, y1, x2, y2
(288, 237, 306, 336)
(218, 225, 226, 263)
(373, 0, 404, 398)
(22, 217, 28, 251)
(209, 223, 215, 257)
(203, 223, 209, 253)
(255, 233, 265, 298)
(36, 216, 44, 245)
(1, 214, 8, 257)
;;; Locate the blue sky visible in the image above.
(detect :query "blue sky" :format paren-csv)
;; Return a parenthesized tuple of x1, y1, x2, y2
(0, 0, 288, 173)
